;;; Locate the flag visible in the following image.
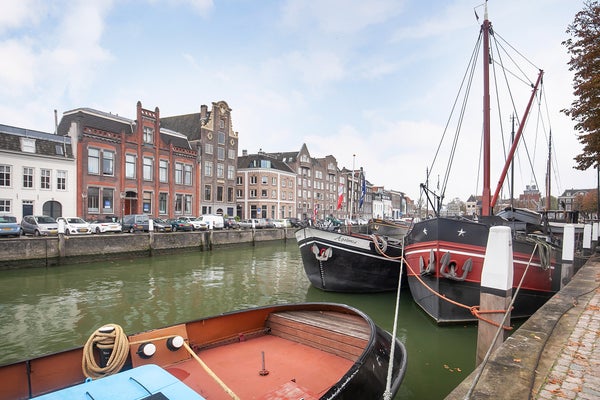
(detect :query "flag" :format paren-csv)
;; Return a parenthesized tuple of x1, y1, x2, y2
(359, 171, 366, 209)
(336, 183, 344, 210)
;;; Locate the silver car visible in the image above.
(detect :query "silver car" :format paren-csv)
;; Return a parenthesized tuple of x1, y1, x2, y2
(20, 215, 59, 236)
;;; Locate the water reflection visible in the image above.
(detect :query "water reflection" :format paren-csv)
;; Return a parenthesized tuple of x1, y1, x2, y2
(0, 240, 477, 399)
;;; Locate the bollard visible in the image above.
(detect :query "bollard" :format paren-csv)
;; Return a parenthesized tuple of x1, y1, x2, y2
(477, 226, 512, 366)
(583, 223, 592, 257)
(561, 224, 575, 288)
(593, 222, 599, 252)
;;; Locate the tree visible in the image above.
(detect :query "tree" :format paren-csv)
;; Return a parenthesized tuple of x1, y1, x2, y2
(562, 1, 600, 170)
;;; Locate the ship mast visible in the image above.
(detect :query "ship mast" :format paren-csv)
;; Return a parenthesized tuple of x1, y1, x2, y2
(481, 2, 492, 216)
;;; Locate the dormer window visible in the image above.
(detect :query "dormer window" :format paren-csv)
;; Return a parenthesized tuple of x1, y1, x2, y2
(21, 138, 36, 153)
(55, 145, 64, 155)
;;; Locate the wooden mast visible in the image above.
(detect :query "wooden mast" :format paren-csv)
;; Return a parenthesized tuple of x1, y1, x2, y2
(481, 2, 492, 216)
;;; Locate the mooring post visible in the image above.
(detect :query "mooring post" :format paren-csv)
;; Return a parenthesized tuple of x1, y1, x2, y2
(592, 222, 599, 252)
(477, 226, 512, 366)
(583, 223, 592, 257)
(561, 224, 575, 288)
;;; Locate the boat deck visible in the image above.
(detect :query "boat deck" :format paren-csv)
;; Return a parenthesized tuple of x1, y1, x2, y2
(167, 311, 370, 399)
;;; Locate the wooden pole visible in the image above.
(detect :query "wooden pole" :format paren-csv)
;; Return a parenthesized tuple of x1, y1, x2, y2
(477, 226, 513, 365)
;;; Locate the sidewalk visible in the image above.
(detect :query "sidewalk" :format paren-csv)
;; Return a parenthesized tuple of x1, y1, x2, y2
(446, 255, 600, 399)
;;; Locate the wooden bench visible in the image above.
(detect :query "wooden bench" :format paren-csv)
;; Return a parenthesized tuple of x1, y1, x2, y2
(266, 310, 371, 361)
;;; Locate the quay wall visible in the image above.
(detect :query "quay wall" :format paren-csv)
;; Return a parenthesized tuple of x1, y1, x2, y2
(0, 228, 297, 270)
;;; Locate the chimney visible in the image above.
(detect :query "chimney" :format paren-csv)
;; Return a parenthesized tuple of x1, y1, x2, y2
(242, 149, 248, 156)
(54, 109, 58, 135)
(200, 105, 208, 120)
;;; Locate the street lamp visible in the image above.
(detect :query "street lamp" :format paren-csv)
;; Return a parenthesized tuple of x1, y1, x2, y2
(120, 192, 126, 222)
(81, 191, 88, 220)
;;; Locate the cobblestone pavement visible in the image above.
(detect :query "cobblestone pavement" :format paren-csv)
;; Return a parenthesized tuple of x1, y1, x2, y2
(535, 288, 600, 399)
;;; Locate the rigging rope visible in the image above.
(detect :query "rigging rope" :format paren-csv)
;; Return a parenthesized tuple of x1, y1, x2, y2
(82, 324, 129, 379)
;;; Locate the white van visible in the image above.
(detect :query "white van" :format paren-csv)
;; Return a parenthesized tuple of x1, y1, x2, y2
(198, 214, 224, 229)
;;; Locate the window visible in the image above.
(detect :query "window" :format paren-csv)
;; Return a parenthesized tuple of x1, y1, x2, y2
(23, 167, 34, 188)
(250, 189, 257, 198)
(88, 148, 100, 174)
(159, 193, 168, 214)
(40, 169, 51, 190)
(174, 194, 183, 214)
(0, 165, 11, 187)
(143, 191, 152, 213)
(228, 149, 235, 159)
(219, 120, 225, 129)
(125, 154, 136, 179)
(227, 187, 234, 202)
(227, 165, 235, 180)
(204, 161, 212, 177)
(87, 187, 99, 213)
(217, 147, 225, 160)
(143, 157, 153, 181)
(143, 126, 154, 144)
(204, 185, 211, 201)
(218, 131, 225, 145)
(272, 177, 277, 185)
(175, 163, 183, 184)
(261, 189, 267, 197)
(0, 199, 11, 213)
(236, 176, 242, 185)
(237, 189, 243, 197)
(102, 188, 114, 213)
(216, 186, 223, 202)
(184, 195, 192, 214)
(217, 163, 224, 178)
(250, 176, 257, 184)
(184, 164, 192, 185)
(55, 144, 64, 156)
(56, 170, 66, 190)
(159, 160, 168, 183)
(205, 143, 213, 154)
(272, 190, 276, 198)
(102, 150, 114, 175)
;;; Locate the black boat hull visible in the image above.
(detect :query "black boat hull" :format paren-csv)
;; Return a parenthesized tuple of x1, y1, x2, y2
(295, 226, 403, 292)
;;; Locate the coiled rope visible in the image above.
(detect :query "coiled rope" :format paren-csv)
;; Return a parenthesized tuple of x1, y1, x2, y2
(82, 324, 129, 379)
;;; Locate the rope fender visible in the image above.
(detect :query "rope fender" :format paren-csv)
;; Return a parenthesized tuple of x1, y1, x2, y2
(82, 324, 129, 379)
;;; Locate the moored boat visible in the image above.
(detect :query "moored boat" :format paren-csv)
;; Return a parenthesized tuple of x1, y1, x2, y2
(368, 218, 412, 239)
(0, 302, 407, 400)
(295, 226, 404, 292)
(404, 3, 565, 324)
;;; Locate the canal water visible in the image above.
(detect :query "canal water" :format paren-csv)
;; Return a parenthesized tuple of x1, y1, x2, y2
(0, 240, 478, 399)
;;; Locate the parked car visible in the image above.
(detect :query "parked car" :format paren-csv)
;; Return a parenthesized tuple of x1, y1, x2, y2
(121, 214, 150, 233)
(287, 217, 304, 228)
(271, 219, 291, 228)
(20, 215, 59, 236)
(167, 218, 194, 232)
(197, 214, 224, 229)
(152, 218, 173, 233)
(239, 218, 264, 229)
(0, 215, 21, 237)
(56, 217, 92, 235)
(177, 216, 207, 231)
(88, 216, 122, 234)
(224, 217, 239, 229)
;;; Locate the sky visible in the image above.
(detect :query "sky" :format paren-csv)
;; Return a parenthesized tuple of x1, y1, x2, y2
(0, 0, 596, 203)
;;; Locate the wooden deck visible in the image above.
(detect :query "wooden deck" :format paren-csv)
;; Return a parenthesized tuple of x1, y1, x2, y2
(166, 310, 371, 399)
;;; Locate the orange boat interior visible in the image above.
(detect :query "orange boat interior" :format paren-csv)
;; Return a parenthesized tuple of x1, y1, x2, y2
(1, 308, 372, 400)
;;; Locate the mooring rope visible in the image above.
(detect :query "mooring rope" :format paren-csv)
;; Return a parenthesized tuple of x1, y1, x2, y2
(82, 324, 129, 379)
(403, 259, 512, 329)
(383, 236, 406, 400)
